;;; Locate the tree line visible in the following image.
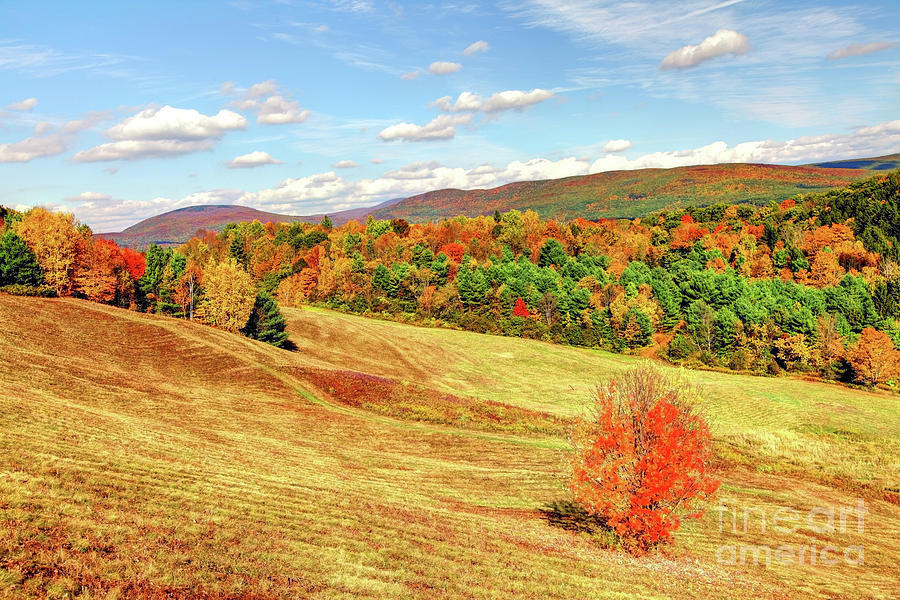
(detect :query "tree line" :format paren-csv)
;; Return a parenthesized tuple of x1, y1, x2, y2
(2, 170, 899, 384)
(0, 207, 288, 348)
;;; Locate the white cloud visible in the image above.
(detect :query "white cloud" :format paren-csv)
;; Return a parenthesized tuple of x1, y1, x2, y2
(0, 111, 113, 163)
(602, 139, 632, 152)
(429, 61, 462, 75)
(378, 114, 472, 142)
(251, 118, 900, 212)
(74, 140, 215, 162)
(5, 97, 37, 111)
(227, 80, 311, 125)
(332, 159, 358, 168)
(60, 118, 900, 231)
(482, 89, 555, 113)
(0, 133, 69, 163)
(227, 151, 283, 169)
(106, 106, 247, 141)
(589, 120, 900, 172)
(60, 111, 111, 134)
(433, 89, 554, 113)
(73, 105, 246, 162)
(370, 157, 384, 164)
(401, 70, 420, 80)
(660, 29, 749, 70)
(828, 42, 896, 60)
(33, 122, 53, 136)
(246, 79, 279, 98)
(463, 41, 490, 56)
(257, 96, 311, 125)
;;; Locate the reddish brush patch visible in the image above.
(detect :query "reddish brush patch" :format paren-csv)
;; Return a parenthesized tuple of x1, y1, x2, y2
(298, 367, 569, 437)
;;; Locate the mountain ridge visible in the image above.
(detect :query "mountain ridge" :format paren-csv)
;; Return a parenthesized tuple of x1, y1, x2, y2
(101, 156, 896, 248)
(101, 197, 402, 249)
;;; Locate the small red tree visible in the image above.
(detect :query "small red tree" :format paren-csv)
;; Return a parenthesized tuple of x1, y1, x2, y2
(513, 296, 531, 317)
(570, 363, 719, 552)
(439, 242, 465, 263)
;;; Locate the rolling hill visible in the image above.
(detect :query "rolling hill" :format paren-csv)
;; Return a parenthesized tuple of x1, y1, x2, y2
(1, 293, 898, 598)
(370, 162, 872, 223)
(101, 197, 402, 249)
(809, 152, 900, 171)
(100, 159, 884, 249)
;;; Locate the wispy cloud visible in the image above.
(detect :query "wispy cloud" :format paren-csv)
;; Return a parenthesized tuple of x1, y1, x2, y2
(0, 40, 139, 78)
(463, 40, 490, 56)
(5, 97, 37, 111)
(828, 41, 896, 60)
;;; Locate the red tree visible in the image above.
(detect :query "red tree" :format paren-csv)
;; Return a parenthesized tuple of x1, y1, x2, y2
(570, 364, 719, 552)
(439, 242, 465, 263)
(513, 296, 531, 317)
(121, 247, 146, 280)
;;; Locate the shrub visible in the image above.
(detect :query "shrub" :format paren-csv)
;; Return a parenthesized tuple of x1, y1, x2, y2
(570, 363, 719, 552)
(666, 333, 693, 362)
(0, 284, 56, 297)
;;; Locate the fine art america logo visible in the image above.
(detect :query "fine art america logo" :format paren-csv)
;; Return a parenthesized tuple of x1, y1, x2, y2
(715, 498, 867, 567)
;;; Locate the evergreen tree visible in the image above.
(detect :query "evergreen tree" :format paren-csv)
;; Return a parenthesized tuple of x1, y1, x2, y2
(457, 266, 489, 307)
(373, 264, 398, 297)
(0, 230, 44, 286)
(538, 239, 567, 268)
(230, 233, 248, 268)
(242, 292, 290, 348)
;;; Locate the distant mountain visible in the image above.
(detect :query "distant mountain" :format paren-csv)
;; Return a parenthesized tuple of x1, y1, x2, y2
(807, 153, 900, 171)
(370, 162, 873, 223)
(101, 197, 402, 249)
(102, 158, 890, 248)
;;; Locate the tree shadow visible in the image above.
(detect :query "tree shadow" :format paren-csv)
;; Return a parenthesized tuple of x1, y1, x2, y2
(539, 500, 620, 547)
(281, 339, 299, 352)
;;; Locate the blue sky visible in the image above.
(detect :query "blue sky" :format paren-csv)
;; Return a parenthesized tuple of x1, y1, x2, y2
(1, 0, 899, 231)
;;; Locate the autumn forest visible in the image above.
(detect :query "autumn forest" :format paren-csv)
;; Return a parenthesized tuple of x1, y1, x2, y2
(3, 170, 900, 389)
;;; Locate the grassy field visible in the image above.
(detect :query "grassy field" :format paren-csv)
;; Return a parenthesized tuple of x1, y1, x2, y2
(1, 295, 898, 598)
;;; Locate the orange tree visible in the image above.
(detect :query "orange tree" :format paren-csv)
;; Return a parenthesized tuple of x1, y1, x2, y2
(570, 363, 719, 552)
(847, 327, 900, 386)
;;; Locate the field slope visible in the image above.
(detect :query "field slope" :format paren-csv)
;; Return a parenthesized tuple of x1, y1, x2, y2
(1, 295, 898, 598)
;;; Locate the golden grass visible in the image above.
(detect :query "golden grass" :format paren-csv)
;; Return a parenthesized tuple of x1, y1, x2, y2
(0, 295, 898, 598)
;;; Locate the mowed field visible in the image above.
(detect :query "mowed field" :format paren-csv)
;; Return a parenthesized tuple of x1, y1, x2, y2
(1, 295, 898, 599)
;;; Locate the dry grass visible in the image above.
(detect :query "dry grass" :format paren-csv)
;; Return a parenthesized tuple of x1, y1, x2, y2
(0, 295, 898, 598)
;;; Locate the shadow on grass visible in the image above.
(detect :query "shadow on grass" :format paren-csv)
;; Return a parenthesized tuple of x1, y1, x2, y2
(281, 339, 299, 352)
(540, 500, 620, 548)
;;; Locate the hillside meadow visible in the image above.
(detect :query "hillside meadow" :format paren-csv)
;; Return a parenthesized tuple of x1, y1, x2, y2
(1, 294, 898, 598)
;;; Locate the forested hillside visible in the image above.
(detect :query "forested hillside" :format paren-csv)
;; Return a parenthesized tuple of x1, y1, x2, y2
(370, 163, 870, 222)
(3, 170, 900, 387)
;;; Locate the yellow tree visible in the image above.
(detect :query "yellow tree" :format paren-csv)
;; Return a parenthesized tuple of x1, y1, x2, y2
(14, 207, 84, 295)
(74, 238, 123, 302)
(196, 258, 256, 333)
